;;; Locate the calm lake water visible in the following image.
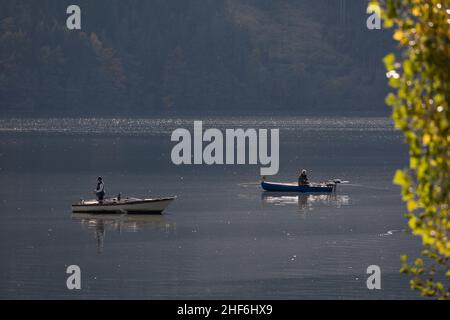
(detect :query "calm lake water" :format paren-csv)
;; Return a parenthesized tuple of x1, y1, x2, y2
(0, 117, 422, 299)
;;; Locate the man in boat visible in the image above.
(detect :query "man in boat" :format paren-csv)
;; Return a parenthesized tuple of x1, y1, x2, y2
(94, 177, 105, 203)
(298, 169, 309, 186)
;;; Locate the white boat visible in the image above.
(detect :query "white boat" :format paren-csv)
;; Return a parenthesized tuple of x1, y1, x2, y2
(72, 196, 176, 214)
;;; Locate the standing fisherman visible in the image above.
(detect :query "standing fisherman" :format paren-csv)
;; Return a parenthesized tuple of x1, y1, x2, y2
(94, 177, 105, 202)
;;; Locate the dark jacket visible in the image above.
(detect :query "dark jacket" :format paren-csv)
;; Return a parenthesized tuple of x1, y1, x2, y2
(298, 173, 309, 186)
(95, 181, 105, 200)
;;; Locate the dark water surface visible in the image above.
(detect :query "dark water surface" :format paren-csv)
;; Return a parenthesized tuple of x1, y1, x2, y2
(0, 117, 422, 299)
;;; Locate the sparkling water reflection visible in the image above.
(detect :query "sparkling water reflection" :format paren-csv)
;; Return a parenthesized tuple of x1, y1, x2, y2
(261, 192, 351, 214)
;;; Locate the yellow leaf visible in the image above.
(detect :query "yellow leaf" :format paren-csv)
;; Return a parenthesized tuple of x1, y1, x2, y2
(393, 30, 404, 41)
(393, 170, 407, 185)
(408, 217, 417, 230)
(410, 157, 418, 169)
(422, 134, 431, 145)
(407, 200, 418, 211)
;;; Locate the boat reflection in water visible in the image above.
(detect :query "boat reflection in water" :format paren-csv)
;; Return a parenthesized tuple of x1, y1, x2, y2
(261, 192, 351, 214)
(71, 213, 176, 253)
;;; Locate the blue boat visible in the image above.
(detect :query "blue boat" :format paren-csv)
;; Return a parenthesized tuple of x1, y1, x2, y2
(261, 181, 334, 193)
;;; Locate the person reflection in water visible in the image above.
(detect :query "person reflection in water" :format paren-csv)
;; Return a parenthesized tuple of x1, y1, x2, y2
(94, 177, 105, 203)
(95, 220, 105, 254)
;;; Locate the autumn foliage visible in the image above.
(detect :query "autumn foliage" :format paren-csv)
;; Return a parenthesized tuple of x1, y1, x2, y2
(372, 0, 449, 298)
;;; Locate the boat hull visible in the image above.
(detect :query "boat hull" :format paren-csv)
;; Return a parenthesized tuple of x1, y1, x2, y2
(261, 181, 333, 193)
(72, 197, 176, 214)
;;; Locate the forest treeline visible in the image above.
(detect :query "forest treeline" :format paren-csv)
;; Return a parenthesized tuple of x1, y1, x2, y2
(0, 0, 395, 117)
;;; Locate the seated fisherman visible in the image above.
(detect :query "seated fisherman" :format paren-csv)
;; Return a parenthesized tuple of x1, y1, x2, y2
(298, 169, 309, 186)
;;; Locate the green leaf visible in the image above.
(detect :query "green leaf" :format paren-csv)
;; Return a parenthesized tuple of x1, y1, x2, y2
(383, 53, 396, 70)
(386, 93, 397, 106)
(403, 60, 413, 76)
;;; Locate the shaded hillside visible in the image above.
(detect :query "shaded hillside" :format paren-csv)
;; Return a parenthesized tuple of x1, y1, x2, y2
(0, 0, 395, 117)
